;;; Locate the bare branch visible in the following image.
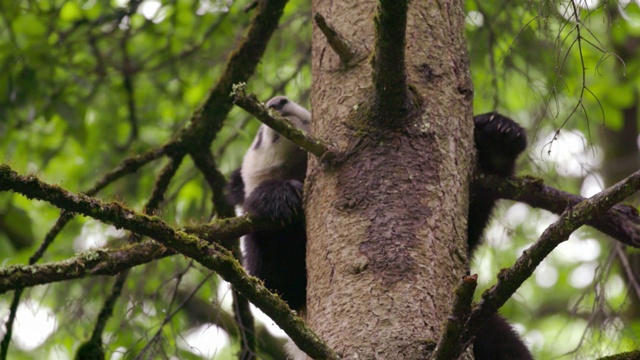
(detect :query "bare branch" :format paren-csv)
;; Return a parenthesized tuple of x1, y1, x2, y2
(136, 266, 209, 359)
(476, 174, 640, 248)
(190, 149, 236, 219)
(457, 169, 640, 358)
(114, 23, 139, 151)
(89, 145, 174, 196)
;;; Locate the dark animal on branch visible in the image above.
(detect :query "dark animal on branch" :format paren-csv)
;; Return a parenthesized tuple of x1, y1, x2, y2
(227, 98, 532, 360)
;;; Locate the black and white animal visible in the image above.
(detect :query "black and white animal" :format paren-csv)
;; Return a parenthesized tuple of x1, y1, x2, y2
(227, 97, 532, 360)
(227, 95, 310, 311)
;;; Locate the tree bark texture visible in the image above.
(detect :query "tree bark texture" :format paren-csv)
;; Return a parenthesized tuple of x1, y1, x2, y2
(307, 1, 475, 358)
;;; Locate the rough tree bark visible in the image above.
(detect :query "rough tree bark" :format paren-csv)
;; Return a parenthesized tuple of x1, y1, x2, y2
(306, 1, 475, 358)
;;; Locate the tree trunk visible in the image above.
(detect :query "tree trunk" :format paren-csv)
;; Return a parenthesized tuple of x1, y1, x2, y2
(306, 1, 475, 358)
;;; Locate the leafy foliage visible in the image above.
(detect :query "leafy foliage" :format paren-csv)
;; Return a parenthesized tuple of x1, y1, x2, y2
(0, 0, 638, 359)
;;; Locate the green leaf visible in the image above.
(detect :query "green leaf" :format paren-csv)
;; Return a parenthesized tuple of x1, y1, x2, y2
(12, 14, 47, 38)
(59, 2, 83, 22)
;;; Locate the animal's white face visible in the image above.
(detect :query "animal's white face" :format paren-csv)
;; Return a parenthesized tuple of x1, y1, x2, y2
(266, 96, 311, 132)
(241, 97, 311, 198)
(241, 125, 299, 196)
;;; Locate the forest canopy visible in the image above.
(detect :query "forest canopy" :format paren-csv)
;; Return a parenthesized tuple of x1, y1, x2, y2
(1, 0, 640, 359)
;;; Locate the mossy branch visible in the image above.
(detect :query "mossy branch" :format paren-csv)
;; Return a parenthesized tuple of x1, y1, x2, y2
(12, 172, 639, 293)
(15, 0, 290, 310)
(4, 0, 291, 357)
(314, 13, 357, 64)
(73, 154, 186, 359)
(455, 169, 640, 358)
(189, 149, 256, 358)
(31, 145, 172, 268)
(17, 0, 289, 257)
(372, 0, 410, 126)
(477, 174, 640, 248)
(0, 240, 171, 294)
(232, 90, 332, 158)
(430, 274, 478, 360)
(0, 164, 338, 360)
(0, 215, 286, 293)
(180, 0, 290, 148)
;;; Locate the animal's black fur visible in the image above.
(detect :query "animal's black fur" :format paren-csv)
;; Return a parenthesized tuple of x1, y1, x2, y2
(474, 311, 533, 359)
(226, 104, 532, 359)
(470, 112, 532, 360)
(468, 112, 527, 252)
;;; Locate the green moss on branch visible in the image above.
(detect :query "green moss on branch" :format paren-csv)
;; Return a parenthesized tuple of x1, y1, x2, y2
(0, 164, 338, 360)
(232, 90, 332, 158)
(371, 0, 410, 126)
